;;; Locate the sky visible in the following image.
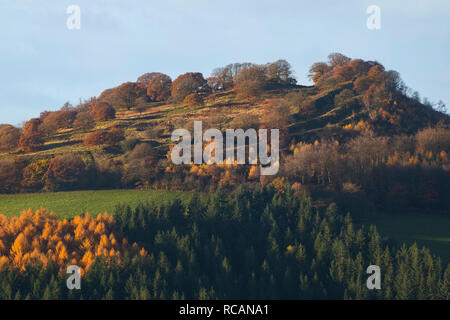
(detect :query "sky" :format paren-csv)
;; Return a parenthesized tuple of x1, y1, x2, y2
(0, 0, 449, 126)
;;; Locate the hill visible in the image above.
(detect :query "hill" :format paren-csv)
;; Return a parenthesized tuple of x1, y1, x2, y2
(0, 53, 449, 214)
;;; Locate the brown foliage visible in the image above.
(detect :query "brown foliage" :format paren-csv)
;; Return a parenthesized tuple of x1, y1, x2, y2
(0, 125, 21, 152)
(0, 158, 23, 193)
(91, 101, 116, 122)
(234, 65, 266, 100)
(183, 93, 204, 108)
(83, 128, 125, 147)
(171, 72, 209, 102)
(46, 153, 87, 189)
(73, 112, 95, 130)
(113, 82, 146, 110)
(19, 118, 43, 152)
(136, 72, 164, 88)
(146, 73, 172, 101)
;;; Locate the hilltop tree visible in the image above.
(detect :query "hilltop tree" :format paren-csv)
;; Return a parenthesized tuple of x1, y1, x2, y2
(0, 125, 21, 152)
(265, 59, 296, 86)
(308, 62, 330, 85)
(234, 65, 266, 100)
(113, 82, 146, 111)
(19, 118, 43, 152)
(91, 102, 116, 122)
(210, 67, 234, 91)
(137, 72, 164, 88)
(171, 72, 209, 102)
(147, 74, 172, 101)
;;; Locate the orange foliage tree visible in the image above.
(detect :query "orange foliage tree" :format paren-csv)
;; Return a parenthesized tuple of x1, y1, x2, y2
(0, 125, 21, 152)
(147, 73, 172, 101)
(19, 118, 43, 152)
(90, 101, 116, 122)
(0, 209, 146, 273)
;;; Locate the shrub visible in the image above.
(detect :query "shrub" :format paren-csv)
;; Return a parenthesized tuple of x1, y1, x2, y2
(183, 93, 204, 108)
(46, 154, 86, 190)
(83, 128, 125, 147)
(0, 125, 21, 152)
(73, 112, 95, 130)
(91, 102, 116, 122)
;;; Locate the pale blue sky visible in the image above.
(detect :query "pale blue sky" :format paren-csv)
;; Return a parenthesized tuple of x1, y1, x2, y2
(0, 0, 449, 125)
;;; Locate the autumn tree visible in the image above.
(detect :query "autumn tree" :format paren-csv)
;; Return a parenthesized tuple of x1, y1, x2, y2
(147, 73, 172, 101)
(210, 67, 234, 91)
(0, 158, 22, 193)
(308, 62, 331, 85)
(265, 59, 296, 87)
(91, 102, 116, 122)
(183, 93, 204, 108)
(136, 72, 164, 88)
(0, 125, 21, 152)
(21, 159, 50, 191)
(73, 112, 95, 130)
(328, 52, 351, 68)
(46, 153, 87, 190)
(171, 72, 209, 102)
(234, 65, 266, 100)
(83, 128, 125, 147)
(113, 82, 146, 111)
(19, 118, 43, 152)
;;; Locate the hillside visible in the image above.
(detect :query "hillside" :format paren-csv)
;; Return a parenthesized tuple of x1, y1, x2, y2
(0, 54, 449, 214)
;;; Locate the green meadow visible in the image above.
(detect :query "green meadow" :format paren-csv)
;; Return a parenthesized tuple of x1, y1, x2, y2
(357, 212, 450, 263)
(0, 189, 195, 219)
(0, 189, 448, 262)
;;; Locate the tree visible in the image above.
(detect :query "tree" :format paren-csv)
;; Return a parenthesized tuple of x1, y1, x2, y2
(147, 74, 172, 101)
(183, 93, 204, 108)
(0, 125, 21, 152)
(19, 118, 43, 152)
(328, 53, 351, 68)
(113, 82, 146, 110)
(73, 112, 95, 130)
(265, 59, 296, 86)
(83, 128, 125, 147)
(171, 72, 209, 102)
(0, 157, 22, 193)
(137, 72, 164, 88)
(234, 66, 266, 100)
(91, 102, 116, 122)
(46, 153, 86, 190)
(21, 159, 50, 190)
(308, 62, 330, 85)
(210, 67, 234, 91)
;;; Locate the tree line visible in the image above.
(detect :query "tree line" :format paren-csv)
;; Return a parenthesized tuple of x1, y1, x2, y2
(0, 186, 448, 299)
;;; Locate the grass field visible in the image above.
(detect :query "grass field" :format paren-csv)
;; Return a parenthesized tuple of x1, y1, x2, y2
(356, 212, 450, 263)
(0, 189, 196, 219)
